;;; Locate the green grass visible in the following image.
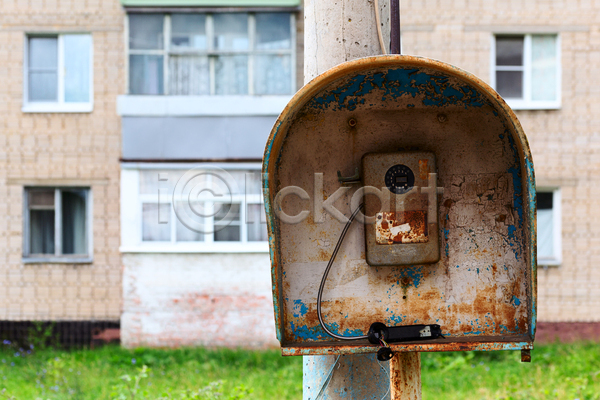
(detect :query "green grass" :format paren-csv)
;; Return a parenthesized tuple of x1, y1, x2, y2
(421, 342, 600, 400)
(0, 344, 302, 400)
(0, 341, 598, 399)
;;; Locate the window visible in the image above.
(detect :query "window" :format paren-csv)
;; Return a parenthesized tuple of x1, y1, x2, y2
(127, 13, 294, 95)
(120, 165, 269, 253)
(492, 34, 560, 110)
(537, 189, 561, 266)
(23, 188, 92, 262)
(23, 34, 93, 112)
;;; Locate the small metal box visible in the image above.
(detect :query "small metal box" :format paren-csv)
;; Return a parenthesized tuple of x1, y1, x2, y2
(362, 152, 440, 266)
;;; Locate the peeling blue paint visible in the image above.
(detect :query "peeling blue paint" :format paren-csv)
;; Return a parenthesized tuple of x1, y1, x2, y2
(392, 265, 424, 288)
(307, 68, 490, 112)
(512, 296, 521, 307)
(292, 299, 309, 318)
(290, 321, 366, 341)
(462, 330, 484, 336)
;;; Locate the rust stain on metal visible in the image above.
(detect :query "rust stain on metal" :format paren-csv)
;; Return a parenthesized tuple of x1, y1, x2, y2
(376, 211, 428, 244)
(390, 352, 421, 400)
(418, 159, 429, 180)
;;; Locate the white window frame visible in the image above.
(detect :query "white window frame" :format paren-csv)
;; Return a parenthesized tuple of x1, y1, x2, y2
(126, 12, 296, 96)
(22, 187, 93, 263)
(22, 33, 94, 113)
(491, 33, 561, 110)
(120, 163, 269, 253)
(537, 187, 561, 266)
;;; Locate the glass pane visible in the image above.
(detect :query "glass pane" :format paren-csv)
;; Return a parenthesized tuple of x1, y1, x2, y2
(29, 190, 55, 208)
(214, 14, 249, 51)
(62, 190, 87, 254)
(28, 36, 58, 101)
(215, 55, 248, 95)
(537, 192, 553, 210)
(496, 36, 524, 66)
(139, 169, 178, 194)
(129, 14, 164, 50)
(30, 210, 55, 254)
(29, 37, 58, 69)
(129, 54, 164, 94)
(532, 35, 558, 102)
(176, 217, 204, 241)
(254, 54, 291, 95)
(256, 13, 291, 50)
(537, 209, 553, 259)
(29, 72, 58, 101)
(142, 203, 171, 241)
(171, 14, 207, 50)
(215, 225, 240, 241)
(537, 192, 554, 259)
(214, 203, 240, 241)
(64, 35, 91, 103)
(244, 171, 262, 195)
(168, 56, 210, 95)
(247, 204, 268, 242)
(221, 170, 247, 195)
(496, 71, 523, 98)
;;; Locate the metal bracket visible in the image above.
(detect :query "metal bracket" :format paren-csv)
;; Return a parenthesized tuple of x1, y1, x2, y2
(337, 167, 361, 185)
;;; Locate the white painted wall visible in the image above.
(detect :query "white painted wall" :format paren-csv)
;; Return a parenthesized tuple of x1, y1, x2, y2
(121, 253, 278, 348)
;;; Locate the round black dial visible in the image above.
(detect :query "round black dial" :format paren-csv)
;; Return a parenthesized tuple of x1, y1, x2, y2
(384, 164, 415, 194)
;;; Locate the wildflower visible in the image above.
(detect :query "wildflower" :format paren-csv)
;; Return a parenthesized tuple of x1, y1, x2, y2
(132, 358, 136, 364)
(2, 340, 10, 345)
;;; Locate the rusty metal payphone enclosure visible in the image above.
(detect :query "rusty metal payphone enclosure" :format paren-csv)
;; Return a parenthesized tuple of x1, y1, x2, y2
(263, 56, 536, 356)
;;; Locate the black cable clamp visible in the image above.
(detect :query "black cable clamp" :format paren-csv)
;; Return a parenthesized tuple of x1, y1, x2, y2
(368, 322, 444, 361)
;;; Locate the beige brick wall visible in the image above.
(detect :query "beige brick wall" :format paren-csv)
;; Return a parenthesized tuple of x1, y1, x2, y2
(0, 0, 124, 321)
(400, 0, 600, 322)
(2, 0, 596, 328)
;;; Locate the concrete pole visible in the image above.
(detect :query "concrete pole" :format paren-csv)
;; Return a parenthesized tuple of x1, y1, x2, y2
(304, 0, 390, 81)
(302, 1, 421, 399)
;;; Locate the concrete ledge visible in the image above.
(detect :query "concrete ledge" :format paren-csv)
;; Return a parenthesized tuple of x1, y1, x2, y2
(117, 95, 292, 117)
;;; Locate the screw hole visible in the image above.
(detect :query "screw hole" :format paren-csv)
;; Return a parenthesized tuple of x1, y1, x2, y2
(348, 118, 357, 127)
(437, 113, 447, 123)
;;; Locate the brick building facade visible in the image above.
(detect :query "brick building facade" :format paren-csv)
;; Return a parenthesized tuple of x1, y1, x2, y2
(0, 0, 124, 326)
(0, 0, 598, 347)
(399, 0, 600, 322)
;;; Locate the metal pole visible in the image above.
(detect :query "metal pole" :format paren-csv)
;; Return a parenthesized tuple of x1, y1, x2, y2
(302, 1, 421, 398)
(390, 0, 401, 54)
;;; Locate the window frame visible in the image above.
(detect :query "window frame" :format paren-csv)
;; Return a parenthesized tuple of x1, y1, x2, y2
(125, 12, 296, 96)
(491, 33, 561, 110)
(22, 33, 94, 113)
(22, 187, 93, 263)
(120, 163, 269, 253)
(536, 187, 562, 266)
